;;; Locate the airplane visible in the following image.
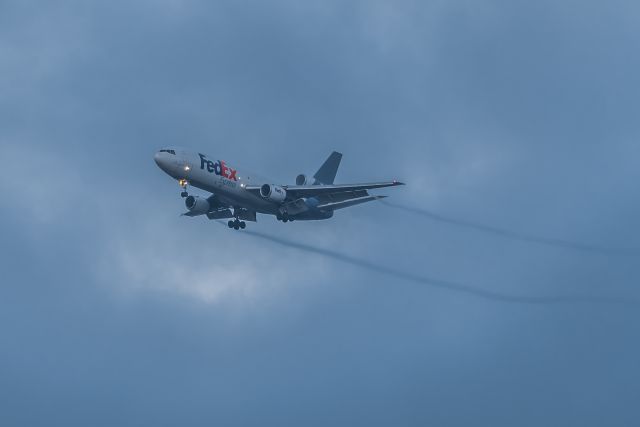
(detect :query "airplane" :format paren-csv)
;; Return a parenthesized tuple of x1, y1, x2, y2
(153, 147, 404, 230)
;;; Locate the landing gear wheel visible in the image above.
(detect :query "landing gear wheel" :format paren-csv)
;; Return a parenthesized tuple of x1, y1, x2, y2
(229, 219, 244, 230)
(181, 191, 188, 198)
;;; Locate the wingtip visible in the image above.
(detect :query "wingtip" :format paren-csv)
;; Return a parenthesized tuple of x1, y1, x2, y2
(393, 180, 406, 186)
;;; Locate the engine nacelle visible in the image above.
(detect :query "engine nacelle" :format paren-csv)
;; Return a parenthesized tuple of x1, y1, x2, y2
(260, 184, 287, 203)
(296, 174, 308, 186)
(185, 195, 210, 215)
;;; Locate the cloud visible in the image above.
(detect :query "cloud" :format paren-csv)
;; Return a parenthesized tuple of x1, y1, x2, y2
(97, 213, 300, 307)
(2, 1, 640, 425)
(0, 144, 83, 224)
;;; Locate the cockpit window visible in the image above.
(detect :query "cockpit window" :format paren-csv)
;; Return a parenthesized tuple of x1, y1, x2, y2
(159, 149, 176, 155)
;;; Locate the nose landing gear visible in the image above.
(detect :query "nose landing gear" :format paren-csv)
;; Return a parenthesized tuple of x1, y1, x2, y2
(179, 179, 189, 198)
(228, 219, 246, 230)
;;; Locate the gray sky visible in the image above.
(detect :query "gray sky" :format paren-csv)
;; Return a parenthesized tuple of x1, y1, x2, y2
(1, 1, 640, 425)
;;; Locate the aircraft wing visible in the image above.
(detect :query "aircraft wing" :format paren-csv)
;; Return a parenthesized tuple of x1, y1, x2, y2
(315, 195, 387, 211)
(285, 181, 404, 197)
(246, 181, 404, 199)
(245, 180, 403, 215)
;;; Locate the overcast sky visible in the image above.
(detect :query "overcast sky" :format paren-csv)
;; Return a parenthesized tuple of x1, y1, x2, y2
(1, 1, 640, 425)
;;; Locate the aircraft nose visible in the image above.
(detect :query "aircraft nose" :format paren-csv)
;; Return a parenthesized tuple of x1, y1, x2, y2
(154, 151, 171, 173)
(154, 151, 164, 167)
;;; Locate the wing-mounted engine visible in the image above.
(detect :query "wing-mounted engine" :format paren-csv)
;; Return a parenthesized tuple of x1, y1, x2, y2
(296, 174, 308, 185)
(185, 195, 210, 215)
(260, 184, 287, 203)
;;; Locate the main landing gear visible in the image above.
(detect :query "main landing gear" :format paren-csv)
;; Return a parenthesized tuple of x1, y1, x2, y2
(179, 179, 189, 198)
(228, 219, 246, 230)
(276, 212, 294, 223)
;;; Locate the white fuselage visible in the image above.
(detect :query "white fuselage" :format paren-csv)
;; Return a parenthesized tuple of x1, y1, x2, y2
(154, 148, 277, 213)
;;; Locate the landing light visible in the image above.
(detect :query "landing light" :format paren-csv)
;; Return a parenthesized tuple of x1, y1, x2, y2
(184, 165, 190, 171)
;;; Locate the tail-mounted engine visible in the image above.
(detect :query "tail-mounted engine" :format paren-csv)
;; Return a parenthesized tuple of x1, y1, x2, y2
(296, 174, 308, 185)
(185, 195, 210, 215)
(260, 184, 287, 203)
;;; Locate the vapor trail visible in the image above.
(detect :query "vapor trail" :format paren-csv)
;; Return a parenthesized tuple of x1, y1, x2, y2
(228, 224, 636, 306)
(381, 201, 640, 256)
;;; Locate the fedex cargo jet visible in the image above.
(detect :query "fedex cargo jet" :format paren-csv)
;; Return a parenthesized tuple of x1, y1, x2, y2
(154, 148, 404, 230)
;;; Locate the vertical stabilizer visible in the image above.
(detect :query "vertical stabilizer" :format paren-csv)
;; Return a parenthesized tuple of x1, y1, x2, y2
(313, 151, 342, 185)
